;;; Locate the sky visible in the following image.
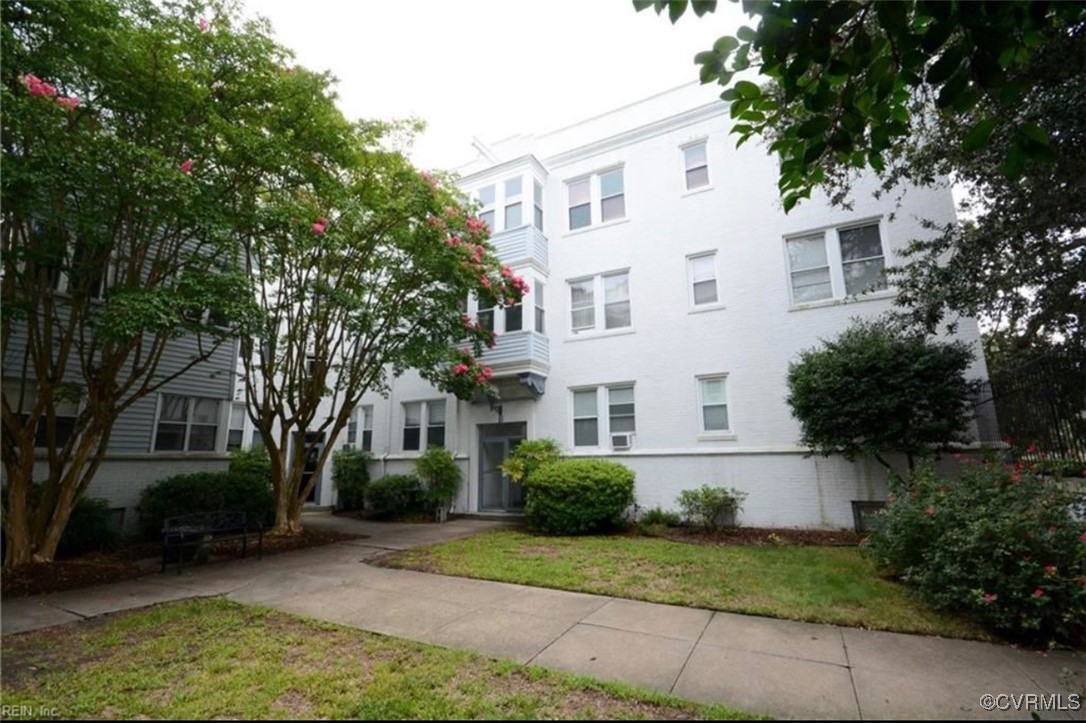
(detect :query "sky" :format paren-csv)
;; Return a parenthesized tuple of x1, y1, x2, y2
(242, 0, 745, 170)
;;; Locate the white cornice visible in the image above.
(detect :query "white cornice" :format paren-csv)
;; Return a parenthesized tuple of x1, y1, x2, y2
(542, 101, 726, 170)
(457, 154, 549, 187)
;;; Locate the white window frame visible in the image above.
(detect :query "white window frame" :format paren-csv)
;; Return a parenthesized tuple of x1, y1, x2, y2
(686, 251, 721, 309)
(401, 399, 446, 452)
(570, 384, 636, 449)
(227, 401, 246, 450)
(152, 394, 222, 453)
(504, 176, 524, 231)
(564, 165, 626, 233)
(534, 279, 545, 334)
(784, 218, 890, 307)
(568, 269, 632, 335)
(2, 379, 81, 450)
(533, 180, 544, 232)
(696, 374, 733, 437)
(477, 184, 496, 234)
(681, 140, 710, 191)
(361, 404, 374, 452)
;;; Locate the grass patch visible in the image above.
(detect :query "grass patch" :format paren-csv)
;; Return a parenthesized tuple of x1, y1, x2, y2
(380, 530, 987, 640)
(0, 598, 758, 720)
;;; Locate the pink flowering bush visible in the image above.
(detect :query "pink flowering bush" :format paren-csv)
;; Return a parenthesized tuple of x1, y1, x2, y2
(865, 459, 1086, 645)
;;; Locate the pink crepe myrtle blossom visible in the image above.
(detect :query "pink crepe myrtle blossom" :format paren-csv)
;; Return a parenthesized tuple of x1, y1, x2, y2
(1044, 565, 1057, 576)
(420, 171, 438, 187)
(452, 363, 469, 376)
(479, 276, 492, 289)
(21, 73, 58, 98)
(925, 506, 936, 516)
(1032, 588, 1046, 598)
(982, 593, 998, 603)
(312, 222, 326, 234)
(55, 96, 80, 111)
(1080, 531, 1086, 542)
(198, 17, 210, 31)
(444, 206, 460, 219)
(179, 159, 194, 174)
(465, 216, 486, 233)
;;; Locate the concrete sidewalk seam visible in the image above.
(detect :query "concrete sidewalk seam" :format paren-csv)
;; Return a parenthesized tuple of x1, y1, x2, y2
(523, 619, 581, 666)
(668, 610, 714, 695)
(694, 635, 853, 669)
(840, 627, 864, 720)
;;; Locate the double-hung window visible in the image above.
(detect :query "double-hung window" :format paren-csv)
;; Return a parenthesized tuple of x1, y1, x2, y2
(697, 376, 730, 433)
(533, 180, 544, 231)
(785, 221, 887, 305)
(600, 169, 625, 222)
(227, 402, 246, 449)
(3, 380, 79, 449)
(572, 389, 599, 447)
(569, 271, 631, 333)
(683, 142, 709, 190)
(566, 167, 625, 231)
(504, 177, 523, 229)
(155, 395, 220, 452)
(361, 405, 373, 451)
(534, 281, 545, 334)
(688, 252, 719, 306)
(568, 178, 591, 230)
(478, 185, 496, 233)
(572, 385, 636, 448)
(403, 400, 446, 451)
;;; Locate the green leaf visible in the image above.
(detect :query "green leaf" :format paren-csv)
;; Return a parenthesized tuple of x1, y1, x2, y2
(691, 0, 717, 17)
(719, 87, 740, 102)
(1019, 122, 1050, 147)
(736, 25, 757, 42)
(961, 118, 997, 152)
(734, 80, 761, 99)
(803, 140, 827, 164)
(632, 0, 655, 11)
(926, 43, 965, 84)
(937, 66, 970, 109)
(694, 50, 718, 65)
(1002, 143, 1027, 178)
(713, 35, 740, 56)
(668, 0, 688, 24)
(797, 116, 830, 139)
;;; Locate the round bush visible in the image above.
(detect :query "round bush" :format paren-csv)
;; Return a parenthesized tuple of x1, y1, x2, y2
(365, 474, 425, 518)
(523, 459, 636, 534)
(865, 460, 1086, 645)
(138, 470, 275, 540)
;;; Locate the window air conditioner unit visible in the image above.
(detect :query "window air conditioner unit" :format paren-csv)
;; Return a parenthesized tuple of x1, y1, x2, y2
(611, 433, 632, 450)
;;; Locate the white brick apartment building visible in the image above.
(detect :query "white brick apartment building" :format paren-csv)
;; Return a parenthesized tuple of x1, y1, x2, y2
(234, 81, 990, 529)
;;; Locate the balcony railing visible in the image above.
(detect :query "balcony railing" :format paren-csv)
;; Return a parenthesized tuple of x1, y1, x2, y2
(480, 330, 549, 373)
(488, 225, 548, 269)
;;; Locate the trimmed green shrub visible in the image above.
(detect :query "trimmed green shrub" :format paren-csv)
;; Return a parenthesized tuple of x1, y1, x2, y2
(677, 485, 748, 530)
(415, 447, 462, 509)
(500, 438, 562, 484)
(57, 495, 122, 558)
(229, 446, 272, 484)
(333, 448, 371, 511)
(639, 506, 682, 527)
(786, 318, 977, 470)
(365, 474, 425, 518)
(1, 485, 121, 560)
(523, 459, 635, 534)
(138, 470, 275, 540)
(865, 460, 1086, 645)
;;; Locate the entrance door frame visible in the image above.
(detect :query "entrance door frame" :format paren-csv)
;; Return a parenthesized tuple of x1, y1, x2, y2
(477, 422, 527, 512)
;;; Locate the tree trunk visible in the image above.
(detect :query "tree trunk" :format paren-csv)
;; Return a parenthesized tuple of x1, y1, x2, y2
(4, 472, 34, 568)
(269, 443, 301, 536)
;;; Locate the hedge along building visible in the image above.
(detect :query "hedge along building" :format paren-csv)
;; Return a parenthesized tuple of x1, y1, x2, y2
(230, 81, 993, 528)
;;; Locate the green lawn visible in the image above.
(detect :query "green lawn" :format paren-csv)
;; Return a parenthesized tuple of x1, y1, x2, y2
(381, 530, 987, 640)
(0, 598, 757, 720)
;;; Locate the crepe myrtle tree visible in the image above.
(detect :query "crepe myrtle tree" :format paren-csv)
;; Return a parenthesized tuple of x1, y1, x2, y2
(241, 157, 528, 536)
(786, 318, 979, 477)
(0, 0, 340, 565)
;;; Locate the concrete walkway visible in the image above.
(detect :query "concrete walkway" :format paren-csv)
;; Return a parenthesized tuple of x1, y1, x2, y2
(2, 513, 1082, 720)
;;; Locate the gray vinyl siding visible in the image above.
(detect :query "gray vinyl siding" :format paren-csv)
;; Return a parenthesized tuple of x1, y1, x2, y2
(3, 315, 239, 454)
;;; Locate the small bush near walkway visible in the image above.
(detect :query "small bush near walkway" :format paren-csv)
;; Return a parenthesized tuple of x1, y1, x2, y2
(864, 459, 1086, 646)
(523, 459, 635, 534)
(677, 485, 747, 531)
(333, 448, 371, 511)
(365, 474, 426, 518)
(138, 470, 274, 540)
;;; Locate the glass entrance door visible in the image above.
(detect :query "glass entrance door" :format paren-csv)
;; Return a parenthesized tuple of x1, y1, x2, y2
(478, 423, 527, 511)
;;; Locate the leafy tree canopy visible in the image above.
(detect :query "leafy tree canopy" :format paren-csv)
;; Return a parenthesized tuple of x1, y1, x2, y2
(637, 0, 1086, 210)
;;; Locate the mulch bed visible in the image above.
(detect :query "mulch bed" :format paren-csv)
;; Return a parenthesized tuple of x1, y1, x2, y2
(1, 528, 364, 599)
(660, 526, 863, 547)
